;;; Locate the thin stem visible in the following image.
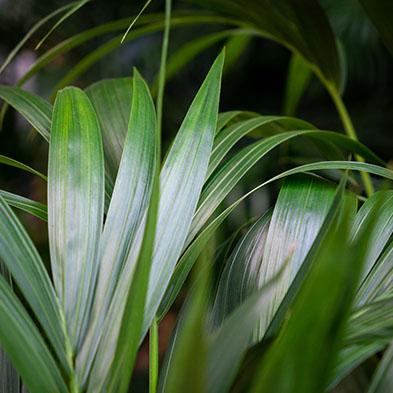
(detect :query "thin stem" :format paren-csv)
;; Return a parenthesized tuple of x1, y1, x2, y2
(148, 1, 171, 391)
(327, 85, 374, 197)
(149, 316, 159, 393)
(155, 0, 172, 160)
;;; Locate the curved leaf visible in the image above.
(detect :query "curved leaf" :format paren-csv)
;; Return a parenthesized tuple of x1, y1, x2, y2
(77, 70, 156, 388)
(0, 87, 51, 141)
(0, 190, 47, 221)
(0, 196, 70, 372)
(0, 275, 68, 393)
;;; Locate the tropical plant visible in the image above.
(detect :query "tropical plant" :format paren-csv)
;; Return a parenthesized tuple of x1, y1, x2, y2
(0, 1, 392, 393)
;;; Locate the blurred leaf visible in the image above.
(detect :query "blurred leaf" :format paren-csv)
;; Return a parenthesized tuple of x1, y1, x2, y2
(0, 2, 77, 73)
(161, 264, 210, 393)
(0, 87, 51, 141)
(35, 0, 93, 50)
(81, 70, 157, 391)
(0, 262, 20, 393)
(0, 344, 20, 393)
(359, 0, 393, 56)
(356, 240, 393, 305)
(249, 196, 366, 393)
(0, 155, 47, 180)
(366, 340, 393, 393)
(330, 343, 383, 389)
(282, 53, 312, 116)
(223, 33, 252, 74)
(152, 29, 251, 96)
(211, 210, 272, 330)
(192, 0, 341, 90)
(206, 244, 284, 393)
(0, 190, 47, 221)
(0, 274, 68, 393)
(0, 196, 70, 372)
(350, 191, 393, 286)
(49, 87, 104, 351)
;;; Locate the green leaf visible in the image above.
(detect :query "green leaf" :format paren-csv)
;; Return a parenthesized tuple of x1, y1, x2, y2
(157, 200, 243, 321)
(366, 340, 393, 393)
(249, 196, 365, 393)
(356, 240, 393, 305)
(142, 50, 224, 333)
(0, 155, 47, 180)
(351, 191, 393, 286)
(160, 263, 210, 393)
(0, 2, 77, 73)
(77, 70, 156, 389)
(0, 275, 68, 393)
(0, 190, 47, 221)
(359, 0, 393, 57)
(35, 0, 93, 50)
(282, 53, 312, 116)
(0, 344, 20, 393)
(211, 210, 272, 331)
(0, 87, 51, 141)
(0, 262, 20, 393)
(0, 196, 70, 372)
(206, 116, 315, 180)
(85, 78, 132, 191)
(49, 87, 104, 351)
(330, 343, 384, 389)
(206, 252, 283, 393)
(188, 130, 383, 245)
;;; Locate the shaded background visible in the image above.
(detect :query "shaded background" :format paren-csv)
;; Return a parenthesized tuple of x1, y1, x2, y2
(0, 0, 392, 390)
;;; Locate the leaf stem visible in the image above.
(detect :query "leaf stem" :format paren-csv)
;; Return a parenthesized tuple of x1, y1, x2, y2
(155, 0, 172, 157)
(149, 316, 159, 393)
(327, 85, 374, 197)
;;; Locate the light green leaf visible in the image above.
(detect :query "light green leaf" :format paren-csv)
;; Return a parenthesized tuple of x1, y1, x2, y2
(351, 191, 393, 286)
(188, 130, 382, 245)
(356, 240, 393, 305)
(0, 87, 51, 141)
(206, 247, 282, 393)
(211, 210, 272, 331)
(367, 340, 393, 393)
(77, 70, 156, 389)
(249, 196, 365, 393)
(0, 190, 47, 221)
(0, 196, 70, 372)
(49, 87, 104, 351)
(0, 275, 68, 393)
(85, 78, 132, 192)
(141, 50, 224, 333)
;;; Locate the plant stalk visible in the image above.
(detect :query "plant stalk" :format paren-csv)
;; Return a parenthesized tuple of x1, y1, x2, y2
(149, 316, 159, 393)
(328, 85, 374, 197)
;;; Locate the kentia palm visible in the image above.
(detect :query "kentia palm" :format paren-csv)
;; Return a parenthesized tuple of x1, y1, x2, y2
(0, 1, 393, 393)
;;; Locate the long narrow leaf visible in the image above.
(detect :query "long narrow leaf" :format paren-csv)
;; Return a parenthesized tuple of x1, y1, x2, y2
(49, 87, 104, 351)
(0, 196, 70, 372)
(0, 275, 68, 393)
